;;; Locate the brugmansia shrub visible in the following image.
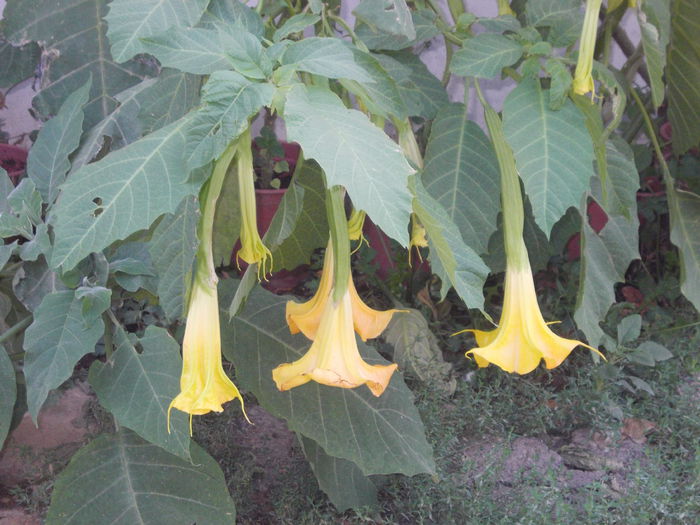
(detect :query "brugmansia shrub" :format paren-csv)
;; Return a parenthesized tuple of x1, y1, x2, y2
(0, 0, 696, 521)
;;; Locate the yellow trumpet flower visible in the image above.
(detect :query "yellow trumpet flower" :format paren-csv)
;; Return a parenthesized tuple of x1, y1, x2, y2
(169, 142, 247, 432)
(461, 242, 603, 374)
(236, 128, 273, 278)
(461, 85, 603, 374)
(273, 287, 398, 396)
(573, 0, 603, 97)
(169, 281, 246, 427)
(286, 241, 399, 341)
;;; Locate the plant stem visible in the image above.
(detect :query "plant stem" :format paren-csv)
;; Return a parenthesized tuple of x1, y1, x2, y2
(0, 315, 32, 344)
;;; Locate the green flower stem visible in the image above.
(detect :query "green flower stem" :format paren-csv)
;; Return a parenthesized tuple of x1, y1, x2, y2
(326, 186, 350, 302)
(197, 140, 237, 284)
(573, 0, 603, 94)
(0, 315, 32, 345)
(475, 82, 528, 269)
(394, 118, 424, 169)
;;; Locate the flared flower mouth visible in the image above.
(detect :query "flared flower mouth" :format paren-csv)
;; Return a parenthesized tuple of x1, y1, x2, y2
(286, 242, 400, 342)
(168, 282, 247, 431)
(461, 263, 603, 374)
(274, 288, 398, 396)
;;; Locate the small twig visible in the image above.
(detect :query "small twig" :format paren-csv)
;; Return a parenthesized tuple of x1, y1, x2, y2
(0, 315, 32, 345)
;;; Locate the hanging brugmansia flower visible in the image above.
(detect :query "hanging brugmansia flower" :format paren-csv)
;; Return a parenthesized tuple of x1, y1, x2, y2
(573, 0, 603, 97)
(236, 127, 273, 279)
(408, 214, 428, 265)
(273, 186, 398, 396)
(169, 143, 247, 432)
(458, 89, 603, 374)
(347, 207, 368, 252)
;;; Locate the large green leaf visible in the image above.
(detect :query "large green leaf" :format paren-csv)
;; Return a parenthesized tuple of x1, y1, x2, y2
(284, 84, 414, 246)
(12, 257, 67, 312)
(375, 51, 449, 119)
(667, 0, 700, 154)
(340, 47, 407, 120)
(45, 429, 236, 525)
(525, 0, 582, 47)
(298, 435, 378, 511)
(273, 13, 321, 42)
(106, 0, 209, 62)
(149, 196, 199, 322)
(594, 137, 639, 219)
(185, 72, 274, 170)
(2, 0, 155, 128)
(639, 0, 670, 109)
(422, 103, 500, 254)
(353, 0, 415, 40)
(503, 79, 595, 235)
(221, 284, 436, 477)
(268, 160, 328, 271)
(26, 80, 90, 204)
(0, 345, 16, 447)
(72, 78, 157, 171)
(51, 116, 199, 271)
(89, 325, 191, 459)
(575, 213, 639, 348)
(23, 290, 106, 421)
(412, 177, 489, 309)
(138, 69, 202, 134)
(667, 187, 700, 311)
(0, 39, 40, 88)
(281, 38, 375, 83)
(142, 26, 270, 78)
(199, 0, 264, 39)
(451, 34, 523, 79)
(355, 9, 439, 51)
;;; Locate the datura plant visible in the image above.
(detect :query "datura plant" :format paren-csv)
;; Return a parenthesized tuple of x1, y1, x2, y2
(0, 0, 695, 520)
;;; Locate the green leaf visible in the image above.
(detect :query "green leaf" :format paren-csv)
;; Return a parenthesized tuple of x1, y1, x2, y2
(23, 290, 105, 421)
(273, 13, 321, 42)
(281, 38, 374, 83)
(0, 40, 40, 88)
(412, 176, 489, 309)
(149, 196, 199, 321)
(72, 78, 157, 171)
(545, 58, 572, 110)
(75, 285, 112, 327)
(2, 0, 155, 128)
(0, 179, 42, 239)
(339, 48, 408, 120)
(422, 103, 500, 254)
(594, 137, 640, 218)
(375, 51, 449, 119)
(0, 242, 17, 270)
(503, 79, 595, 235)
(27, 79, 90, 204)
(668, 0, 700, 153)
(525, 0, 582, 47)
(666, 188, 700, 311)
(200, 0, 265, 39)
(51, 116, 199, 271)
(451, 34, 523, 79)
(637, 341, 673, 362)
(284, 84, 414, 246)
(575, 214, 639, 348)
(639, 0, 670, 109)
(628, 346, 657, 367)
(186, 72, 274, 170)
(0, 345, 16, 447)
(298, 435, 378, 511)
(0, 168, 13, 213)
(356, 9, 438, 51)
(89, 326, 191, 459)
(353, 0, 415, 40)
(18, 224, 51, 262)
(12, 257, 67, 312)
(106, 0, 209, 62)
(268, 160, 328, 271)
(142, 27, 269, 77)
(617, 314, 642, 345)
(384, 309, 456, 395)
(221, 284, 436, 477)
(45, 429, 236, 525)
(139, 69, 202, 135)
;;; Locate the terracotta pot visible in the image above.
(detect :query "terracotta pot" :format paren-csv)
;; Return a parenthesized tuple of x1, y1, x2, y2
(0, 144, 28, 184)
